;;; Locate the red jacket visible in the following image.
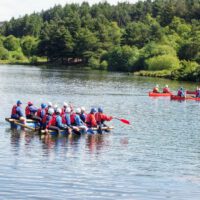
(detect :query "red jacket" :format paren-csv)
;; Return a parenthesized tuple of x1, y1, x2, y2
(11, 105, 17, 115)
(86, 113, 97, 127)
(95, 112, 113, 123)
(163, 87, 170, 93)
(153, 87, 159, 93)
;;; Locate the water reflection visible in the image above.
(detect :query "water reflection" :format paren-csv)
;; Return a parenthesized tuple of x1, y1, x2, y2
(85, 134, 111, 154)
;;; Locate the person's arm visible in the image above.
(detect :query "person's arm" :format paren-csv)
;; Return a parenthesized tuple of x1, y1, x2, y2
(102, 114, 113, 121)
(66, 114, 71, 126)
(17, 107, 24, 117)
(56, 116, 65, 128)
(30, 106, 38, 113)
(41, 109, 45, 118)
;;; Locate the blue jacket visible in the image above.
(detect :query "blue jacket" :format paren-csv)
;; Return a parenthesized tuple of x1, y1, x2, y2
(56, 115, 65, 129)
(29, 105, 38, 114)
(74, 114, 84, 126)
(65, 113, 71, 126)
(80, 113, 86, 123)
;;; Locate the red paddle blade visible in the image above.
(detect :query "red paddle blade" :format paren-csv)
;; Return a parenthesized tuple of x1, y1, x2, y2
(120, 119, 130, 125)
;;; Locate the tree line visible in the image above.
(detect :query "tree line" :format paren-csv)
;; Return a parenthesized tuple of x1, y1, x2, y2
(0, 0, 200, 81)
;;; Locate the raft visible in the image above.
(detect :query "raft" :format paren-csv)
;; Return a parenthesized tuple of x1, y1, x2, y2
(41, 126, 114, 136)
(148, 92, 172, 97)
(170, 95, 200, 101)
(5, 118, 40, 131)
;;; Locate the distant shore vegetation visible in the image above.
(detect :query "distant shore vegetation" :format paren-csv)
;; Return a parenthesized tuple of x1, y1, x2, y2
(0, 0, 200, 81)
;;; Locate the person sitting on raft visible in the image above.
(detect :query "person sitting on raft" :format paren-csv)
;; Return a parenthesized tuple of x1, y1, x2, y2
(46, 102, 53, 113)
(163, 85, 170, 93)
(95, 107, 113, 133)
(80, 106, 87, 123)
(37, 103, 47, 127)
(61, 102, 68, 115)
(86, 108, 97, 128)
(54, 108, 72, 134)
(74, 108, 88, 132)
(153, 84, 159, 93)
(25, 102, 41, 122)
(11, 100, 26, 123)
(177, 87, 186, 97)
(44, 108, 60, 133)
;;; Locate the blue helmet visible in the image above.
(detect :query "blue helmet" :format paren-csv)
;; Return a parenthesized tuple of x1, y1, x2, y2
(90, 108, 97, 113)
(17, 100, 22, 105)
(41, 103, 46, 109)
(98, 107, 103, 113)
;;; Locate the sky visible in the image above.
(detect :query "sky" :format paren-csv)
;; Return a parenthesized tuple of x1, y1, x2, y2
(0, 0, 139, 21)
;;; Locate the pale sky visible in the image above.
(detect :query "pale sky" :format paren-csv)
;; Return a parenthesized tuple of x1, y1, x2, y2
(0, 0, 139, 21)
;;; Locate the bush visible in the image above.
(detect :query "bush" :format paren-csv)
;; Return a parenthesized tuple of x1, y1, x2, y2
(3, 35, 20, 51)
(11, 51, 26, 61)
(106, 45, 139, 72)
(99, 60, 108, 70)
(0, 46, 10, 60)
(145, 55, 180, 71)
(171, 60, 200, 81)
(88, 57, 100, 69)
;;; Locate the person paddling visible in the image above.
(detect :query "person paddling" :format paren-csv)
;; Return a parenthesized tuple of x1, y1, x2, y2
(86, 108, 97, 128)
(196, 87, 200, 98)
(74, 108, 88, 133)
(55, 108, 72, 134)
(95, 107, 113, 133)
(80, 106, 87, 123)
(177, 87, 186, 97)
(163, 85, 170, 93)
(153, 84, 159, 93)
(25, 102, 41, 122)
(11, 100, 26, 123)
(61, 102, 68, 115)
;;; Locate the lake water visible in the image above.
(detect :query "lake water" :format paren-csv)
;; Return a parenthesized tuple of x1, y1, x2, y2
(0, 64, 200, 200)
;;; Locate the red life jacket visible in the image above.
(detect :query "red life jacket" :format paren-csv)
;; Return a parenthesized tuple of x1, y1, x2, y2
(163, 87, 170, 93)
(42, 114, 47, 124)
(86, 113, 97, 127)
(153, 87, 159, 93)
(95, 112, 102, 123)
(25, 106, 31, 116)
(61, 107, 66, 116)
(37, 108, 42, 117)
(49, 115, 56, 126)
(62, 114, 66, 124)
(70, 113, 76, 124)
(11, 105, 17, 115)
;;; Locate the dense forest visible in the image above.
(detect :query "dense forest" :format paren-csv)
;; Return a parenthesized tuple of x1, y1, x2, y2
(0, 0, 200, 81)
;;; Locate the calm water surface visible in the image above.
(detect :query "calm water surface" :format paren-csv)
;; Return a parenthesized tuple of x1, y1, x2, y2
(0, 64, 200, 200)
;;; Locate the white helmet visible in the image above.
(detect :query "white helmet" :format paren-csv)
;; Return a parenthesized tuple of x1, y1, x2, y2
(63, 102, 68, 107)
(81, 106, 86, 112)
(76, 108, 81, 114)
(54, 104, 58, 109)
(48, 108, 54, 115)
(156, 84, 159, 88)
(48, 102, 52, 107)
(66, 107, 71, 113)
(56, 108, 62, 114)
(165, 85, 168, 88)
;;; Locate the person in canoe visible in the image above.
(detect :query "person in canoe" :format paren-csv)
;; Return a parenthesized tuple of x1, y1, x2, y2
(163, 85, 170, 93)
(25, 101, 41, 122)
(153, 84, 159, 93)
(177, 87, 186, 97)
(196, 87, 200, 97)
(11, 100, 26, 123)
(86, 108, 97, 128)
(95, 107, 113, 133)
(37, 103, 47, 127)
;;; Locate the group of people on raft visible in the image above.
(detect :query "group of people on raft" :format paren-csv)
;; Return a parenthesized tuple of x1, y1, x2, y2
(152, 85, 200, 98)
(11, 101, 113, 134)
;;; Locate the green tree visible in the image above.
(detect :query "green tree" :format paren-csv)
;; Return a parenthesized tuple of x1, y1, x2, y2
(3, 35, 20, 51)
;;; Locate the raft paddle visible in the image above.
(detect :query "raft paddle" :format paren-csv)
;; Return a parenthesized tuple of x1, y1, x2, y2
(14, 120, 36, 131)
(114, 117, 130, 125)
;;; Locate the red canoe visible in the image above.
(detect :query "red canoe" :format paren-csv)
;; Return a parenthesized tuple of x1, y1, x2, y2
(171, 95, 200, 101)
(149, 92, 172, 97)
